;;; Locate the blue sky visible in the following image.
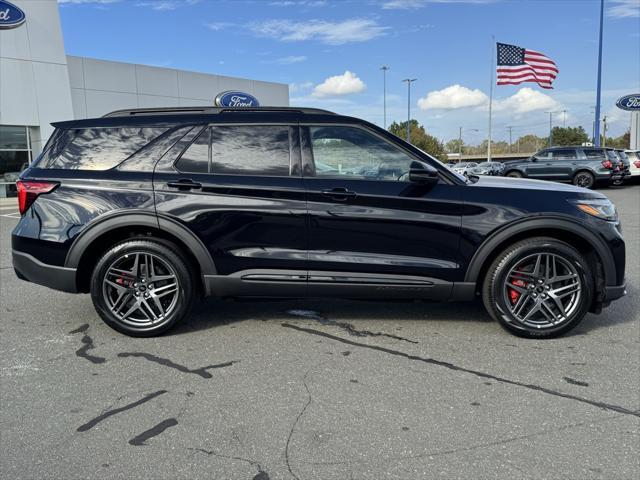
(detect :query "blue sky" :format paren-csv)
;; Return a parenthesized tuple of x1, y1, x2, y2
(58, 0, 639, 143)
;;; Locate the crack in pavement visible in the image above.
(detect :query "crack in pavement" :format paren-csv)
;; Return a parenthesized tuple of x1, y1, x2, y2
(287, 309, 418, 344)
(69, 324, 106, 364)
(77, 390, 168, 432)
(128, 418, 178, 446)
(190, 448, 269, 479)
(563, 376, 589, 387)
(285, 369, 313, 480)
(117, 352, 238, 378)
(281, 323, 640, 418)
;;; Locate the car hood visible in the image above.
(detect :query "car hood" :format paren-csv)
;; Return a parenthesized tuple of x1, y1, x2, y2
(468, 175, 606, 197)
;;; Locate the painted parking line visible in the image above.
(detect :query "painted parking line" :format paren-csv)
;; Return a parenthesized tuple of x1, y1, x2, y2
(0, 212, 20, 219)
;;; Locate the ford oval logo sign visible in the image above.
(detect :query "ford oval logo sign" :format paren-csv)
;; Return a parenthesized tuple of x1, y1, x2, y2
(616, 94, 640, 111)
(0, 1, 26, 29)
(215, 91, 260, 108)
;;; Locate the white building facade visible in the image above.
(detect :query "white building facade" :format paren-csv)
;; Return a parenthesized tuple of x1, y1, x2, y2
(0, 0, 289, 196)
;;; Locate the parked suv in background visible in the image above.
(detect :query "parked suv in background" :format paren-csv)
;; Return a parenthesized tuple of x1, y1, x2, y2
(450, 162, 477, 176)
(502, 146, 625, 188)
(625, 150, 640, 178)
(12, 107, 626, 339)
(611, 149, 631, 185)
(468, 161, 504, 176)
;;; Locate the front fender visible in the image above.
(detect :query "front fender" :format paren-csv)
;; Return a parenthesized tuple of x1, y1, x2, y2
(463, 215, 617, 286)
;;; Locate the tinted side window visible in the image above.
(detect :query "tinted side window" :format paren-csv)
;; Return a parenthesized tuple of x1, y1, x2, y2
(37, 127, 168, 170)
(175, 128, 209, 173)
(309, 126, 421, 180)
(583, 148, 605, 159)
(210, 126, 291, 176)
(535, 150, 551, 159)
(552, 149, 577, 160)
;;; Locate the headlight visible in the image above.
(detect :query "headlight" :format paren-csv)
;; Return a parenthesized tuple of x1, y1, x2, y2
(570, 198, 618, 221)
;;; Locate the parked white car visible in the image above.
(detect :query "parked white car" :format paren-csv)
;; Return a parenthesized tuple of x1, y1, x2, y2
(451, 162, 478, 176)
(624, 150, 640, 178)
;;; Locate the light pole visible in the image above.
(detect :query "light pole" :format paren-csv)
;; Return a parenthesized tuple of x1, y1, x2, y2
(506, 126, 514, 152)
(381, 66, 389, 129)
(546, 111, 555, 147)
(561, 109, 568, 127)
(402, 78, 417, 144)
(594, 0, 604, 146)
(458, 127, 478, 162)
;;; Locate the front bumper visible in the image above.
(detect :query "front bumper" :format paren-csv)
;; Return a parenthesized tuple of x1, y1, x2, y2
(605, 282, 626, 302)
(12, 250, 78, 293)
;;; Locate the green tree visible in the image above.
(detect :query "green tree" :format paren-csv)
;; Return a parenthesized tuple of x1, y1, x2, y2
(388, 120, 447, 161)
(551, 126, 589, 146)
(516, 134, 547, 153)
(445, 138, 463, 154)
(603, 130, 630, 149)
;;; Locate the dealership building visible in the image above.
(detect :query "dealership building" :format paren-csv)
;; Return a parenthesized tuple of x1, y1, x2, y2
(0, 0, 289, 196)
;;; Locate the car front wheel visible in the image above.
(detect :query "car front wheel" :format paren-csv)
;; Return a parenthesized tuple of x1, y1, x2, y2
(482, 237, 593, 338)
(90, 239, 195, 337)
(505, 170, 523, 178)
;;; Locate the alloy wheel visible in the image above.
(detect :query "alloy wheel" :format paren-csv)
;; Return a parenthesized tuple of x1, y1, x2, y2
(503, 252, 582, 330)
(102, 251, 179, 328)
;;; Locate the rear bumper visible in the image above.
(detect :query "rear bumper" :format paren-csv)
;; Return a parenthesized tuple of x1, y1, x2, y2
(12, 250, 78, 293)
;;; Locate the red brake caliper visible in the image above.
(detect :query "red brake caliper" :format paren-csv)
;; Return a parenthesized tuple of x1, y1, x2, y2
(509, 279, 526, 304)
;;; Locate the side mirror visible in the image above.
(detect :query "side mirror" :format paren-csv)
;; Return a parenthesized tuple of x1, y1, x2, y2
(531, 156, 538, 162)
(409, 168, 438, 185)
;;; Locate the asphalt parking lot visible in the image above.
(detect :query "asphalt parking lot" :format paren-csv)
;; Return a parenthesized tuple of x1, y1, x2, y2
(1, 185, 638, 480)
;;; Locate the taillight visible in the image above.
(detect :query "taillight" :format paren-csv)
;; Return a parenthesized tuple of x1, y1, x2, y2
(634, 160, 640, 169)
(601, 159, 613, 169)
(16, 181, 58, 215)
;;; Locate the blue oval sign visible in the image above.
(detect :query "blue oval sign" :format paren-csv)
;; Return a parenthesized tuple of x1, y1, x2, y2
(215, 91, 260, 108)
(0, 1, 26, 29)
(616, 94, 640, 111)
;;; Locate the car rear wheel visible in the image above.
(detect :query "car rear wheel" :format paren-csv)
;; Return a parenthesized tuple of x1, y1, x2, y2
(505, 170, 523, 178)
(90, 239, 195, 337)
(482, 237, 593, 339)
(573, 171, 595, 189)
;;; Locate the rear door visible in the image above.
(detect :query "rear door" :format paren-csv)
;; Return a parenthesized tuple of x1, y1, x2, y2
(300, 124, 463, 299)
(548, 148, 579, 179)
(154, 123, 308, 296)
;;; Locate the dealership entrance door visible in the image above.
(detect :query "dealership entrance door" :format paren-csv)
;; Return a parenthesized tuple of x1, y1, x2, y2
(0, 126, 34, 198)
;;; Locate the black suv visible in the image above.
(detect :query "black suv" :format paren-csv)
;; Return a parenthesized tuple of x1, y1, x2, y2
(12, 107, 626, 338)
(502, 146, 626, 188)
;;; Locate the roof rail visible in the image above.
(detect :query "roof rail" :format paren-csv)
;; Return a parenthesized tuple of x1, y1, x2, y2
(103, 106, 335, 118)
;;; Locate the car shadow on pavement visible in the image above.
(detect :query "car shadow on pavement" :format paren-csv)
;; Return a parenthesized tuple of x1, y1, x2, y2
(171, 281, 637, 338)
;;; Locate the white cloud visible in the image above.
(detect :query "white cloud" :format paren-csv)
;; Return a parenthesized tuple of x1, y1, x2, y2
(205, 22, 233, 31)
(607, 0, 640, 18)
(265, 55, 308, 65)
(269, 0, 327, 6)
(382, 0, 495, 9)
(58, 0, 120, 4)
(289, 81, 315, 93)
(493, 88, 559, 114)
(313, 71, 366, 98)
(136, 0, 201, 11)
(417, 84, 488, 110)
(249, 19, 387, 45)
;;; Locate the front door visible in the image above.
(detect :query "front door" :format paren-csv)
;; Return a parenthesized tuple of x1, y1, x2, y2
(300, 125, 463, 300)
(154, 123, 308, 297)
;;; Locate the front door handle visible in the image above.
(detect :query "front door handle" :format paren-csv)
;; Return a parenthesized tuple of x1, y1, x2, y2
(321, 188, 357, 201)
(167, 179, 202, 191)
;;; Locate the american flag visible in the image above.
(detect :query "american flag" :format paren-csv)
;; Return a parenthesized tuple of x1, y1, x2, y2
(496, 43, 559, 89)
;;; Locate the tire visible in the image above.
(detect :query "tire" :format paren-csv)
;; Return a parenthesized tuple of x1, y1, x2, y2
(90, 238, 195, 337)
(505, 170, 523, 178)
(482, 237, 593, 339)
(573, 171, 595, 189)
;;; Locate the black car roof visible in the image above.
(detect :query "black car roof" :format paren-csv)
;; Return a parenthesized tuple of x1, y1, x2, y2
(51, 106, 345, 129)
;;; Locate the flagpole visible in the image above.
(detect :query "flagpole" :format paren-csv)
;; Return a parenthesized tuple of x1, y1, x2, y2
(488, 36, 495, 161)
(594, 0, 604, 147)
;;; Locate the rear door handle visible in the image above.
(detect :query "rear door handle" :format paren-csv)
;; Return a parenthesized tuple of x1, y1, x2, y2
(167, 179, 202, 190)
(321, 188, 357, 201)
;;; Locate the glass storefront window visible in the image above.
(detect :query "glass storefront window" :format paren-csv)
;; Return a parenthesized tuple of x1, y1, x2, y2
(0, 126, 32, 198)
